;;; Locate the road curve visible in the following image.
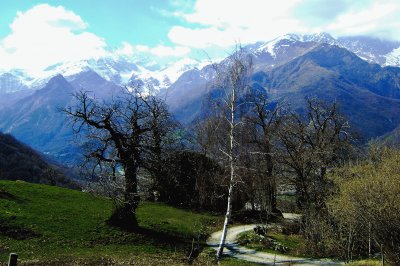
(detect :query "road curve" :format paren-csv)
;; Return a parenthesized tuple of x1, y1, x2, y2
(207, 213, 343, 265)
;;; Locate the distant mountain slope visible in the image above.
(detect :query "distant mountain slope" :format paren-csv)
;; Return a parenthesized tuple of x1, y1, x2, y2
(377, 124, 400, 146)
(264, 44, 400, 98)
(0, 75, 76, 162)
(0, 132, 77, 188)
(259, 45, 400, 140)
(165, 66, 216, 123)
(258, 45, 400, 140)
(0, 73, 124, 165)
(169, 44, 400, 141)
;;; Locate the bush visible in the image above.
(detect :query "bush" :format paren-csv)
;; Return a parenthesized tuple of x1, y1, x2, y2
(328, 147, 400, 264)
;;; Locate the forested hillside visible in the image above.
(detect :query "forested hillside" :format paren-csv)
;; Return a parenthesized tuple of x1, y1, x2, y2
(0, 132, 78, 188)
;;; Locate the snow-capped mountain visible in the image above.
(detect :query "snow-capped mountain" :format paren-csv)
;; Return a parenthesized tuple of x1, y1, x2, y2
(249, 32, 400, 68)
(252, 32, 336, 58)
(0, 51, 205, 96)
(0, 73, 28, 93)
(164, 33, 400, 126)
(44, 55, 140, 85)
(128, 57, 204, 92)
(0, 69, 34, 93)
(337, 36, 400, 65)
(1, 32, 400, 99)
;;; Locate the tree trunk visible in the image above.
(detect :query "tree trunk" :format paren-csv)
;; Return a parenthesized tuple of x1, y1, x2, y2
(217, 89, 236, 260)
(216, 182, 234, 259)
(368, 222, 372, 259)
(265, 153, 277, 212)
(108, 163, 139, 230)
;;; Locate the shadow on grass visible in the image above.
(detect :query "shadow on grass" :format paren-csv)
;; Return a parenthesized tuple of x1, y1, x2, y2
(0, 219, 41, 240)
(99, 223, 206, 264)
(0, 188, 28, 205)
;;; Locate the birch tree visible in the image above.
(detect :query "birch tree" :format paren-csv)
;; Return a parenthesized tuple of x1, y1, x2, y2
(211, 47, 253, 259)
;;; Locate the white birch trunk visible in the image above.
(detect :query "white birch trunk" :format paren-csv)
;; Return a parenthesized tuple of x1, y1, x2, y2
(216, 85, 236, 259)
(216, 181, 233, 258)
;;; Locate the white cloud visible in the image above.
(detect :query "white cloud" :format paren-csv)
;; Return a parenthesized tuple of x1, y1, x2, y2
(150, 45, 191, 57)
(135, 45, 150, 53)
(325, 1, 400, 39)
(169, 0, 400, 48)
(183, 0, 301, 29)
(116, 42, 190, 58)
(0, 4, 107, 75)
(169, 0, 303, 48)
(169, 26, 232, 48)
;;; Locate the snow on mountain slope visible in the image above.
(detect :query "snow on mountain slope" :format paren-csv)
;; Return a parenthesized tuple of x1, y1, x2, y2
(7, 53, 204, 94)
(385, 47, 400, 66)
(40, 54, 140, 85)
(254, 33, 336, 58)
(244, 33, 400, 72)
(129, 57, 204, 92)
(0, 72, 29, 93)
(337, 35, 400, 65)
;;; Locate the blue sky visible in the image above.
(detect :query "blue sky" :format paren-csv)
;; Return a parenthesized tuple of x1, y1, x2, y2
(0, 0, 196, 47)
(0, 0, 399, 73)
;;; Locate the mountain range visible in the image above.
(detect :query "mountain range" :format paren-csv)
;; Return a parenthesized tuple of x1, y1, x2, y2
(0, 32, 400, 164)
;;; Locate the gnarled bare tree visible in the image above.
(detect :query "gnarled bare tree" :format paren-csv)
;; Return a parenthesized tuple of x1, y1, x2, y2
(64, 89, 173, 230)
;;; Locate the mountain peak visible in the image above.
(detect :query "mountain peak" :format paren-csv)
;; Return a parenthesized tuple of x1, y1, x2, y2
(47, 74, 68, 85)
(39, 74, 74, 96)
(302, 32, 336, 44)
(0, 72, 29, 93)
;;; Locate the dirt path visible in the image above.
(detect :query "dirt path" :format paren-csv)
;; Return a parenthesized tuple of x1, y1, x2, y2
(207, 213, 343, 265)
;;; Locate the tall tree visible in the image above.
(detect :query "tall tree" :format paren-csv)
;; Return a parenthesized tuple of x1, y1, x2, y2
(141, 95, 180, 201)
(64, 89, 172, 230)
(208, 47, 253, 259)
(245, 92, 284, 214)
(277, 98, 351, 211)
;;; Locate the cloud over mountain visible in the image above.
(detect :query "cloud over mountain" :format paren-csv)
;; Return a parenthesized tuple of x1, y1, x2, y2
(0, 4, 107, 75)
(168, 0, 400, 48)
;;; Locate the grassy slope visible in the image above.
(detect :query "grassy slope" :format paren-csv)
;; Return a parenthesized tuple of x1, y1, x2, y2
(237, 230, 306, 257)
(0, 180, 227, 265)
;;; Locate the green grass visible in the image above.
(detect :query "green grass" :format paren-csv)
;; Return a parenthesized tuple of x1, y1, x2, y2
(268, 232, 303, 250)
(0, 180, 221, 265)
(237, 229, 308, 257)
(346, 260, 381, 266)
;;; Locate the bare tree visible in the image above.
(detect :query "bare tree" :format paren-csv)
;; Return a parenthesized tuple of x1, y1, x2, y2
(277, 98, 351, 211)
(207, 47, 253, 260)
(141, 95, 180, 200)
(245, 92, 284, 215)
(64, 89, 172, 230)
